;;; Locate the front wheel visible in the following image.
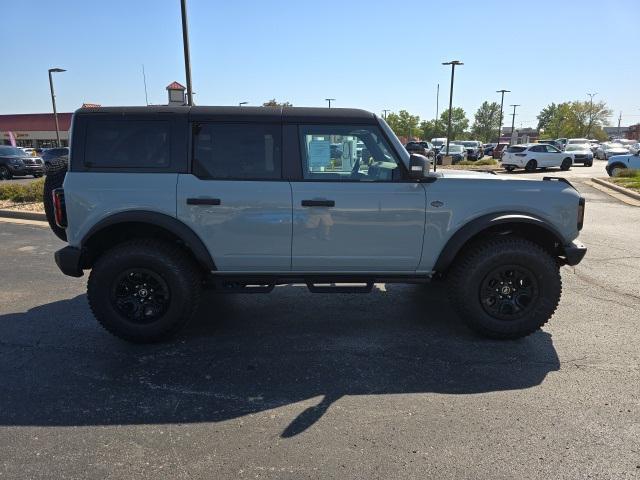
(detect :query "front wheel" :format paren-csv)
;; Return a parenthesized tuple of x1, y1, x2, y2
(447, 237, 561, 339)
(610, 164, 626, 177)
(0, 166, 12, 180)
(88, 239, 202, 343)
(560, 158, 572, 171)
(504, 165, 516, 172)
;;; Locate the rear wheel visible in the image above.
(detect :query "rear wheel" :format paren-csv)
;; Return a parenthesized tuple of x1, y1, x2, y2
(87, 239, 202, 343)
(524, 159, 537, 172)
(447, 237, 561, 339)
(560, 158, 572, 171)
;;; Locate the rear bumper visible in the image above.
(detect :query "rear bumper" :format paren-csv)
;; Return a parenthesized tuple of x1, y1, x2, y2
(563, 241, 587, 266)
(54, 246, 84, 277)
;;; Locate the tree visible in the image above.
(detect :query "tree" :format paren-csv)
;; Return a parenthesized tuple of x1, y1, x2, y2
(471, 101, 501, 143)
(439, 108, 469, 140)
(262, 99, 293, 107)
(536, 103, 559, 133)
(419, 119, 446, 140)
(385, 110, 421, 139)
(537, 101, 611, 139)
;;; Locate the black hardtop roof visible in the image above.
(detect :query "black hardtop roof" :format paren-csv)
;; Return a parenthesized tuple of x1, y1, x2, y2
(73, 106, 378, 124)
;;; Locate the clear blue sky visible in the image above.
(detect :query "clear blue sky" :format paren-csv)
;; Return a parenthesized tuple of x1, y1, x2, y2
(2, 0, 639, 127)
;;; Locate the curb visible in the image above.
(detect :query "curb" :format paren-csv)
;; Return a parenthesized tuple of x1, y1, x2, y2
(591, 177, 640, 201)
(0, 209, 47, 222)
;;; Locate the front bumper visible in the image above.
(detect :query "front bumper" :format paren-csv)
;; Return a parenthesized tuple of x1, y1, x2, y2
(8, 164, 45, 176)
(562, 241, 587, 266)
(54, 246, 84, 277)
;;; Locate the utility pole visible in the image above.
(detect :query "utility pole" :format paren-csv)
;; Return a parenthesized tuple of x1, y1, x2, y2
(382, 109, 390, 119)
(586, 92, 598, 137)
(180, 0, 194, 106)
(239, 101, 248, 106)
(442, 60, 463, 157)
(509, 104, 520, 145)
(325, 98, 335, 108)
(48, 68, 66, 147)
(617, 111, 622, 137)
(142, 64, 149, 106)
(496, 89, 510, 143)
(436, 83, 440, 122)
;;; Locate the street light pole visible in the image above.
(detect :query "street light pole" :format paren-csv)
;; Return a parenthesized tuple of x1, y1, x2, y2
(496, 89, 510, 143)
(382, 109, 390, 119)
(509, 104, 520, 144)
(586, 92, 598, 137)
(48, 68, 66, 148)
(239, 101, 248, 106)
(325, 98, 335, 108)
(180, 0, 194, 106)
(442, 60, 463, 157)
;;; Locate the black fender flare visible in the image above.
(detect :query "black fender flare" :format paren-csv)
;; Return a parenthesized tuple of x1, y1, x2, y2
(433, 212, 567, 273)
(81, 210, 215, 271)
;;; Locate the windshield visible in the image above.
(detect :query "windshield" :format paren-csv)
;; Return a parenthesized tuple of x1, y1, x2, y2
(458, 141, 478, 147)
(567, 139, 589, 144)
(431, 139, 445, 146)
(0, 146, 28, 157)
(378, 116, 409, 165)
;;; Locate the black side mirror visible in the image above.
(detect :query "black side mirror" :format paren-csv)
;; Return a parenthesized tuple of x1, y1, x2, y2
(409, 153, 429, 179)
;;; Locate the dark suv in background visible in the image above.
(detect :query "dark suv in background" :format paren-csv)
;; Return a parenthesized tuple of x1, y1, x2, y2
(42, 147, 70, 171)
(451, 140, 483, 160)
(405, 141, 434, 158)
(0, 145, 45, 179)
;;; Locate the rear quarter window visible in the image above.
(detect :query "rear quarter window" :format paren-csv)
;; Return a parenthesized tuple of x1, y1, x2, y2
(507, 146, 527, 153)
(85, 120, 170, 168)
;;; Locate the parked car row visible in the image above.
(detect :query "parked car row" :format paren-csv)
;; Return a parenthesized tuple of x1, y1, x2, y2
(0, 146, 69, 179)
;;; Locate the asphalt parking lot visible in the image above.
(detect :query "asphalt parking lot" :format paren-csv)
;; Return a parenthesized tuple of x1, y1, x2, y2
(0, 161, 638, 479)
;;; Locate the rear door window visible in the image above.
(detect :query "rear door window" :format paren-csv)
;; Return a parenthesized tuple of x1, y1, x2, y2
(192, 123, 282, 180)
(85, 120, 170, 168)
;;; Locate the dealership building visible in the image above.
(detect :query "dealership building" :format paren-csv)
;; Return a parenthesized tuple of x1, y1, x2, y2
(1, 83, 187, 148)
(0, 112, 73, 148)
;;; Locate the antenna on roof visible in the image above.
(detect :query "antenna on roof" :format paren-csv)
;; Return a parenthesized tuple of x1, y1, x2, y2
(142, 64, 149, 106)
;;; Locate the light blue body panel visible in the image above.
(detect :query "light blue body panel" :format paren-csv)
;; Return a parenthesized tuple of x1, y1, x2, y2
(418, 172, 581, 271)
(290, 182, 427, 271)
(176, 175, 292, 271)
(63, 172, 179, 247)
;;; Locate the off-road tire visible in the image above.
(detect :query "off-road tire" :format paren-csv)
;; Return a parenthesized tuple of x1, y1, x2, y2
(609, 163, 626, 177)
(43, 159, 68, 241)
(0, 165, 12, 180)
(447, 237, 561, 339)
(525, 160, 537, 172)
(560, 158, 572, 171)
(87, 239, 202, 343)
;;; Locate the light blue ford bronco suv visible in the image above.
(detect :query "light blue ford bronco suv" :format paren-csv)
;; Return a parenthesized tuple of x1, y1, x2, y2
(45, 106, 586, 343)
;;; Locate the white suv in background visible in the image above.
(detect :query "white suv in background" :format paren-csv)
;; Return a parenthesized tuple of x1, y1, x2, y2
(501, 144, 574, 172)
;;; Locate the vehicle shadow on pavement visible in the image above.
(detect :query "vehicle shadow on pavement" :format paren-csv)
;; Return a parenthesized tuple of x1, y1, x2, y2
(0, 284, 560, 437)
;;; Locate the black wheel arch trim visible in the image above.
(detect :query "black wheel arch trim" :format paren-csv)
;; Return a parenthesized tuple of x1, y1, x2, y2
(433, 212, 569, 273)
(81, 210, 216, 271)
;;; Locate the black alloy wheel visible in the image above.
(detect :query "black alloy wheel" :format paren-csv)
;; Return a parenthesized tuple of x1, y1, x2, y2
(110, 268, 171, 324)
(479, 265, 539, 321)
